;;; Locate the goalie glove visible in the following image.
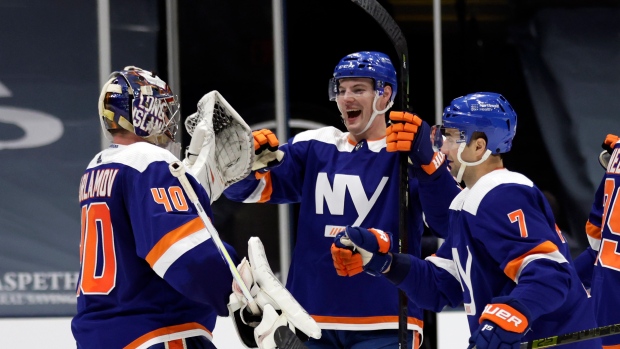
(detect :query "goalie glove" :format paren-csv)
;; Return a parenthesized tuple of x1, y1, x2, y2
(227, 237, 321, 348)
(182, 91, 254, 203)
(331, 226, 393, 277)
(252, 129, 285, 178)
(387, 111, 447, 180)
(599, 133, 619, 169)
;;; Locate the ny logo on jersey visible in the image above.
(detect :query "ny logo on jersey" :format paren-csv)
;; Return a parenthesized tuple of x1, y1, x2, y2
(315, 173, 388, 226)
(453, 246, 476, 316)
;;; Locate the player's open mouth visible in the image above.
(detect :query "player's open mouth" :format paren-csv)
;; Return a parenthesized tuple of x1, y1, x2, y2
(346, 110, 362, 120)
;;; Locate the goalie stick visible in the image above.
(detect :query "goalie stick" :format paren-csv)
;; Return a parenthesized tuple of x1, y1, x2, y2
(349, 0, 411, 347)
(168, 161, 261, 315)
(518, 323, 620, 349)
(274, 326, 309, 349)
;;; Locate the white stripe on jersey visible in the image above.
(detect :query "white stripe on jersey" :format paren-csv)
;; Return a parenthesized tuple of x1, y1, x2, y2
(152, 228, 212, 277)
(426, 255, 460, 281)
(449, 169, 534, 215)
(87, 142, 179, 172)
(291, 126, 386, 153)
(133, 329, 213, 349)
(514, 250, 568, 283)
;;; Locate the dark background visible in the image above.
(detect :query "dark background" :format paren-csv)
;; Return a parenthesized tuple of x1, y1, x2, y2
(172, 3, 618, 346)
(173, 0, 595, 262)
(0, 2, 617, 342)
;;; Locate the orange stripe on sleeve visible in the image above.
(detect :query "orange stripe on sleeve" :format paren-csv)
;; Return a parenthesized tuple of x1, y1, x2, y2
(585, 220, 602, 240)
(166, 339, 184, 349)
(504, 241, 559, 281)
(145, 217, 205, 267)
(258, 172, 273, 203)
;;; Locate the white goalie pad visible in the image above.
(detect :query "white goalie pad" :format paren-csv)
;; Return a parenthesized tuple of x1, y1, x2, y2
(247, 237, 322, 340)
(182, 90, 254, 203)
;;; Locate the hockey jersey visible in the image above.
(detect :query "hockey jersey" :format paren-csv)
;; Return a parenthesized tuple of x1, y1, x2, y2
(224, 126, 458, 334)
(579, 138, 620, 347)
(389, 169, 600, 348)
(72, 142, 238, 349)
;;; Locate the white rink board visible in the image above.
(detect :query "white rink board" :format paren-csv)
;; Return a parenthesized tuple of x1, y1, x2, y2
(0, 311, 469, 348)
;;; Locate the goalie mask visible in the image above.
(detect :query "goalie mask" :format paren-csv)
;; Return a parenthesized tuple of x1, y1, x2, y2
(98, 66, 180, 151)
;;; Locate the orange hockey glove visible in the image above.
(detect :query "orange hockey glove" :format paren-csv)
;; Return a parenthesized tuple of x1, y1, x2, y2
(331, 226, 393, 277)
(386, 111, 422, 152)
(599, 133, 618, 169)
(467, 297, 531, 349)
(387, 111, 446, 178)
(331, 241, 364, 277)
(252, 129, 284, 179)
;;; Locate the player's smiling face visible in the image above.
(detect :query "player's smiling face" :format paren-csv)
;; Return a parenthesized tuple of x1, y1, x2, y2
(335, 78, 376, 134)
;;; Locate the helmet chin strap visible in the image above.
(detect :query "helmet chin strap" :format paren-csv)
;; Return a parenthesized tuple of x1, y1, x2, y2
(356, 93, 393, 136)
(455, 143, 492, 183)
(338, 92, 393, 136)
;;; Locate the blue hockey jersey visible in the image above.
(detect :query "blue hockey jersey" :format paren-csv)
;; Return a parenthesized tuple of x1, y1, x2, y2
(579, 138, 620, 347)
(224, 126, 458, 334)
(72, 142, 238, 349)
(388, 169, 600, 348)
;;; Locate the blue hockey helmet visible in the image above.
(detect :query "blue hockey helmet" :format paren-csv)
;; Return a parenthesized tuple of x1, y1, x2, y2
(438, 92, 517, 154)
(98, 66, 180, 146)
(328, 51, 397, 102)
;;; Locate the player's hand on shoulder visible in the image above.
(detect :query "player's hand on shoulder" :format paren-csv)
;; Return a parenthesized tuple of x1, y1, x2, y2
(467, 297, 531, 349)
(331, 226, 393, 277)
(252, 129, 285, 177)
(386, 111, 446, 178)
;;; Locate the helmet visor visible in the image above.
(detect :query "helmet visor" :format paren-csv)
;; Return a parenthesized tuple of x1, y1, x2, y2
(431, 125, 466, 153)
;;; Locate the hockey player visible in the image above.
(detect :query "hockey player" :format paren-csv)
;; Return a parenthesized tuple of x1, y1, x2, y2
(331, 92, 601, 349)
(574, 133, 620, 348)
(223, 51, 459, 348)
(73, 66, 320, 349)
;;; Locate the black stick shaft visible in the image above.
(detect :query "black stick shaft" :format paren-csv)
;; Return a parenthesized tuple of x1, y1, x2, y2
(520, 323, 620, 349)
(350, 1, 410, 348)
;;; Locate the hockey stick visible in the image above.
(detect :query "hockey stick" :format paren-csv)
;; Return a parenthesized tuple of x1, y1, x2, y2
(519, 323, 620, 349)
(349, 0, 411, 347)
(169, 160, 261, 315)
(274, 326, 309, 349)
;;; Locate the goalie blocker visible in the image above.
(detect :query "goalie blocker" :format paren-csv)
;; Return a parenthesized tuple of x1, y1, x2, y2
(228, 237, 321, 349)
